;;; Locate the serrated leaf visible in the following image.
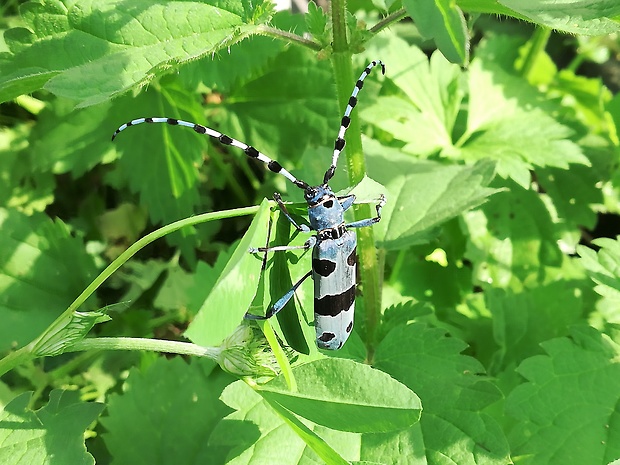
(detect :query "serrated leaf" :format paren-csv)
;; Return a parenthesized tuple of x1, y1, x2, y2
(0, 0, 268, 106)
(100, 357, 234, 465)
(374, 323, 510, 464)
(578, 237, 620, 323)
(184, 199, 271, 346)
(498, 0, 620, 35)
(0, 208, 98, 351)
(505, 326, 620, 465)
(258, 358, 421, 433)
(402, 0, 469, 64)
(365, 140, 499, 250)
(0, 390, 104, 465)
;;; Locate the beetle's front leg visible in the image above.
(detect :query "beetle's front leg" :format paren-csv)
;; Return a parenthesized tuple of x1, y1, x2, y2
(345, 194, 386, 229)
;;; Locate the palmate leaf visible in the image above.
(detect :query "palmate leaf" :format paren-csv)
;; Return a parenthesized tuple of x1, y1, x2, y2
(0, 0, 270, 107)
(0, 390, 104, 465)
(100, 357, 235, 465)
(0, 208, 98, 351)
(362, 35, 588, 188)
(505, 326, 620, 465)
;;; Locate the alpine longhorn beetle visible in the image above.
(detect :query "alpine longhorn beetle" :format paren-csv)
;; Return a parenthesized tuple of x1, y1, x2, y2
(112, 60, 386, 350)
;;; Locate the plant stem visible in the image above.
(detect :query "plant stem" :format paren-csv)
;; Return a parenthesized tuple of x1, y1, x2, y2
(369, 8, 408, 35)
(256, 25, 322, 51)
(330, 0, 383, 362)
(67, 337, 220, 358)
(518, 27, 551, 81)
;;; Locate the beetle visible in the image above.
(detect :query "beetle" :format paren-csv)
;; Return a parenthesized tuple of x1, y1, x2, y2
(112, 60, 386, 349)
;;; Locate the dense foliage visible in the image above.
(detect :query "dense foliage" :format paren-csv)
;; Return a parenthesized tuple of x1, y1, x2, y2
(1, 0, 620, 464)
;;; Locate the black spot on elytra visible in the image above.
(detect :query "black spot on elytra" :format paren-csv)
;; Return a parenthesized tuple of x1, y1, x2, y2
(318, 332, 336, 342)
(347, 248, 356, 267)
(313, 258, 336, 277)
(346, 321, 353, 333)
(315, 285, 355, 317)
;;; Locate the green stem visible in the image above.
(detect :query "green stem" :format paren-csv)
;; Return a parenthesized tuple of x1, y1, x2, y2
(66, 337, 221, 358)
(330, 0, 383, 362)
(256, 25, 322, 51)
(369, 8, 408, 35)
(518, 27, 551, 80)
(0, 205, 259, 378)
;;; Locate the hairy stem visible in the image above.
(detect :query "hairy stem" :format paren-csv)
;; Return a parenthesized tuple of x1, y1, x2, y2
(330, 1, 383, 362)
(256, 25, 322, 51)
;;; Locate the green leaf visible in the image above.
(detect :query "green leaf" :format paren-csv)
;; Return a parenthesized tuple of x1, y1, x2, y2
(498, 0, 620, 35)
(0, 208, 98, 351)
(184, 199, 271, 346)
(365, 140, 499, 250)
(462, 180, 564, 288)
(100, 357, 234, 465)
(0, 0, 268, 106)
(258, 358, 421, 433)
(210, 380, 359, 464)
(0, 390, 104, 465)
(486, 282, 585, 370)
(505, 326, 620, 465)
(374, 323, 510, 464)
(0, 125, 55, 213)
(402, 0, 469, 64)
(578, 237, 620, 323)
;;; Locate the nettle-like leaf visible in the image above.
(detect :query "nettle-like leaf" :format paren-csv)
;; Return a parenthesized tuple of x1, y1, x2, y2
(0, 208, 98, 351)
(101, 357, 235, 465)
(506, 326, 620, 465)
(0, 390, 104, 465)
(402, 0, 469, 65)
(458, 0, 620, 35)
(0, 0, 271, 107)
(578, 237, 620, 323)
(374, 323, 510, 464)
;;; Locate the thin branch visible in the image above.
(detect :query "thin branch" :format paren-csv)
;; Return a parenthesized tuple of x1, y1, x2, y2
(256, 25, 322, 51)
(370, 8, 408, 35)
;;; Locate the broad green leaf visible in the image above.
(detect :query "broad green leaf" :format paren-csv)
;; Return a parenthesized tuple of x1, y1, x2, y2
(210, 380, 360, 464)
(578, 237, 620, 323)
(498, 0, 620, 35)
(506, 326, 620, 465)
(0, 0, 269, 106)
(0, 390, 104, 465)
(402, 0, 469, 64)
(101, 357, 234, 465)
(0, 208, 98, 351)
(365, 140, 498, 250)
(374, 323, 510, 465)
(258, 358, 421, 433)
(184, 199, 271, 346)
